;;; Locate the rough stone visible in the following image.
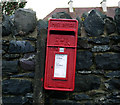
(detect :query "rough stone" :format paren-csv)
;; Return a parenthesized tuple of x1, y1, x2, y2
(105, 78, 120, 90)
(22, 37, 37, 41)
(2, 79, 32, 95)
(2, 50, 6, 55)
(14, 8, 37, 35)
(107, 92, 120, 99)
(9, 40, 35, 53)
(52, 99, 81, 105)
(37, 19, 48, 30)
(88, 36, 110, 45)
(89, 90, 106, 98)
(76, 51, 93, 70)
(103, 92, 120, 104)
(3, 54, 20, 60)
(84, 102, 93, 105)
(74, 94, 90, 101)
(78, 71, 92, 74)
(105, 71, 120, 78)
(110, 35, 120, 43)
(94, 94, 120, 105)
(37, 19, 48, 37)
(103, 99, 120, 105)
(92, 70, 105, 75)
(3, 96, 27, 105)
(47, 91, 68, 99)
(76, 16, 83, 36)
(95, 53, 120, 70)
(25, 93, 33, 104)
(52, 12, 72, 19)
(95, 9, 107, 19)
(10, 72, 34, 78)
(2, 40, 9, 52)
(105, 17, 116, 35)
(2, 14, 12, 36)
(20, 53, 35, 71)
(75, 74, 101, 92)
(2, 40, 9, 45)
(77, 37, 92, 49)
(92, 45, 110, 52)
(111, 45, 120, 52)
(78, 70, 104, 75)
(114, 8, 120, 34)
(25, 93, 33, 99)
(102, 102, 120, 105)
(84, 10, 104, 37)
(2, 61, 18, 76)
(0, 23, 2, 36)
(9, 14, 14, 21)
(81, 12, 89, 21)
(2, 44, 9, 52)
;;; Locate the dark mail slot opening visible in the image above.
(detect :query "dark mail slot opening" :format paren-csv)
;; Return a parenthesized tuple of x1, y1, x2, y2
(50, 30, 75, 35)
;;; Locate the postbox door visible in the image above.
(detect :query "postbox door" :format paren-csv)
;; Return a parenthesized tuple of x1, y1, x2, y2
(44, 19, 78, 91)
(44, 47, 76, 91)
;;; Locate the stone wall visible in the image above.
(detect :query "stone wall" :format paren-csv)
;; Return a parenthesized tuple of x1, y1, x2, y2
(2, 8, 37, 105)
(2, 7, 120, 105)
(43, 9, 120, 105)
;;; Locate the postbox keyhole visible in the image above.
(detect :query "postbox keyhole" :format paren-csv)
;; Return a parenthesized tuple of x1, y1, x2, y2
(51, 66, 53, 68)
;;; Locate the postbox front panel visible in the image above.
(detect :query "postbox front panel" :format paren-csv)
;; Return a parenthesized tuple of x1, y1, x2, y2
(44, 19, 78, 91)
(48, 30, 76, 47)
(47, 19, 77, 47)
(44, 47, 76, 91)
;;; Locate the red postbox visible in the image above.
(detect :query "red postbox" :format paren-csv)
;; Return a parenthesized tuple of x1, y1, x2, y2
(44, 19, 78, 91)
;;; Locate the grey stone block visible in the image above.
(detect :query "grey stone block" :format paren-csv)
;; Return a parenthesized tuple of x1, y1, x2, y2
(52, 12, 72, 19)
(9, 40, 35, 53)
(2, 61, 18, 76)
(75, 74, 101, 92)
(2, 79, 32, 95)
(76, 51, 93, 70)
(14, 8, 37, 35)
(84, 10, 104, 37)
(95, 53, 120, 70)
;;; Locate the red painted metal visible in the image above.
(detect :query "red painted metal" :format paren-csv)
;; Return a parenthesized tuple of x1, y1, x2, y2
(44, 19, 78, 91)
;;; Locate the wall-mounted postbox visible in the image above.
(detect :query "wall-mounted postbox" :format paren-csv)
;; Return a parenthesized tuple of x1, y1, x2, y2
(44, 19, 78, 91)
